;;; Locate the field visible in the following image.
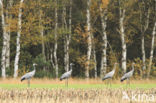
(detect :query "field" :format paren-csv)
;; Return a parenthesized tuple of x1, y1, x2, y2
(0, 78, 156, 103)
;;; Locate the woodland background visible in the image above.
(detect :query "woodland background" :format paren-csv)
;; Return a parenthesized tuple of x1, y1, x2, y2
(0, 0, 155, 79)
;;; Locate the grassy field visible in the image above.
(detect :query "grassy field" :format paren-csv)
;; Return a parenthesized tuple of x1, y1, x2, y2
(0, 78, 155, 103)
(0, 78, 156, 89)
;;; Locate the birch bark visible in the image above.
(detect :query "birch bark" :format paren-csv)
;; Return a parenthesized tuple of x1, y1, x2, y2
(119, 4, 127, 73)
(54, 0, 58, 77)
(86, 0, 92, 78)
(14, 0, 24, 78)
(0, 0, 7, 78)
(147, 22, 156, 78)
(99, 7, 107, 78)
(6, 0, 13, 69)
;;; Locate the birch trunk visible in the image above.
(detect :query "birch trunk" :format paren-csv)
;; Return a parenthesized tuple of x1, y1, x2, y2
(139, 2, 150, 72)
(62, 5, 68, 72)
(40, 10, 46, 71)
(0, 0, 7, 78)
(93, 46, 97, 78)
(119, 8, 127, 73)
(86, 0, 92, 78)
(14, 0, 24, 78)
(6, 0, 13, 69)
(54, 0, 58, 77)
(99, 7, 107, 78)
(147, 22, 156, 78)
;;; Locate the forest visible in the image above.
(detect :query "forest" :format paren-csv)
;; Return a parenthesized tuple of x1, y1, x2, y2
(0, 0, 155, 79)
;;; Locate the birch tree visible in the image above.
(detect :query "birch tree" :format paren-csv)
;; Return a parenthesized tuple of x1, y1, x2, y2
(5, 0, 13, 69)
(0, 0, 7, 78)
(139, 1, 150, 71)
(147, 22, 156, 78)
(14, 0, 24, 78)
(62, 4, 68, 72)
(119, 0, 127, 73)
(86, 0, 92, 78)
(99, 6, 107, 78)
(63, 0, 72, 72)
(40, 9, 46, 71)
(54, 0, 58, 77)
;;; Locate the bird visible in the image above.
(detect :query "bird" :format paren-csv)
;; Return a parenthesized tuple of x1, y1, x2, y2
(120, 62, 135, 85)
(21, 63, 37, 87)
(60, 63, 74, 87)
(102, 63, 118, 86)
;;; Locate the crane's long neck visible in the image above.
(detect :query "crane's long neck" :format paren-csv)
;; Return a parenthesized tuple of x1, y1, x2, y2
(132, 64, 134, 72)
(70, 65, 73, 72)
(33, 65, 36, 72)
(113, 63, 117, 71)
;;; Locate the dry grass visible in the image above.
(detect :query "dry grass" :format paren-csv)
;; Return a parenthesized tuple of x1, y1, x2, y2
(0, 78, 155, 103)
(0, 78, 156, 85)
(0, 88, 155, 103)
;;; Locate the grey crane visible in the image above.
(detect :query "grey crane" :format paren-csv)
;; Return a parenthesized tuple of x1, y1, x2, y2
(60, 63, 74, 87)
(21, 63, 37, 87)
(102, 63, 118, 86)
(120, 63, 135, 85)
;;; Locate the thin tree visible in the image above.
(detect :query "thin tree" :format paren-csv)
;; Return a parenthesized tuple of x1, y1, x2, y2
(86, 0, 92, 78)
(147, 22, 156, 78)
(14, 0, 24, 78)
(99, 3, 108, 78)
(119, 0, 127, 73)
(139, 1, 150, 71)
(0, 0, 7, 78)
(54, 0, 59, 77)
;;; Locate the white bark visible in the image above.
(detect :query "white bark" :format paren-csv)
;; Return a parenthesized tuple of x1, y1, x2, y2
(140, 8, 150, 71)
(0, 0, 7, 78)
(14, 0, 24, 78)
(65, 0, 72, 72)
(93, 47, 97, 78)
(6, 0, 13, 69)
(86, 0, 92, 78)
(100, 7, 107, 78)
(147, 22, 156, 78)
(40, 10, 46, 71)
(119, 8, 127, 73)
(54, 0, 58, 77)
(63, 6, 67, 71)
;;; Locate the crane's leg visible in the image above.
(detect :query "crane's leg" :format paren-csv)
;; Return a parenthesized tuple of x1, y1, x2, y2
(126, 79, 128, 88)
(65, 79, 67, 87)
(67, 78, 68, 88)
(128, 78, 130, 87)
(110, 78, 112, 88)
(28, 79, 30, 87)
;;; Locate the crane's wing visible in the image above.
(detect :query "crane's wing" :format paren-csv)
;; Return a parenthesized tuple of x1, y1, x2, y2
(60, 72, 71, 81)
(102, 70, 115, 80)
(120, 71, 133, 82)
(21, 71, 35, 81)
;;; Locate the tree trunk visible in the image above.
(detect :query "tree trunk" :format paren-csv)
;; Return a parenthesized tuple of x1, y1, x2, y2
(40, 10, 46, 71)
(100, 7, 107, 78)
(139, 2, 150, 73)
(5, 0, 13, 69)
(86, 0, 92, 78)
(147, 22, 156, 78)
(14, 0, 24, 78)
(119, 8, 127, 73)
(62, 5, 69, 72)
(0, 0, 7, 78)
(93, 46, 97, 78)
(54, 0, 58, 78)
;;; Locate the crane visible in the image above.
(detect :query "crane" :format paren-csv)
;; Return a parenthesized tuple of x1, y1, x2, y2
(60, 63, 74, 87)
(102, 63, 118, 86)
(21, 63, 37, 87)
(120, 62, 135, 85)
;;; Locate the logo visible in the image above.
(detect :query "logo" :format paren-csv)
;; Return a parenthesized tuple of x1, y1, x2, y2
(122, 91, 155, 102)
